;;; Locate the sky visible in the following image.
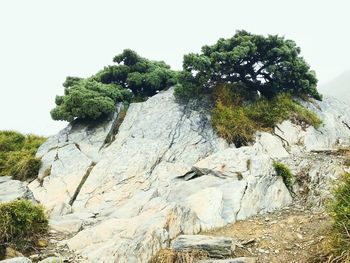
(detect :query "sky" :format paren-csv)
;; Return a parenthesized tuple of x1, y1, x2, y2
(0, 0, 350, 136)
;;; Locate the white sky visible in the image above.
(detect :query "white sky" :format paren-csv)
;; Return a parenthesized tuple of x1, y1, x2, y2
(0, 0, 349, 136)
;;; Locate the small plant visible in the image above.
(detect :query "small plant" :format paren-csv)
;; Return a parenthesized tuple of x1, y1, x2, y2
(0, 130, 45, 181)
(273, 161, 294, 188)
(0, 199, 49, 259)
(325, 173, 350, 262)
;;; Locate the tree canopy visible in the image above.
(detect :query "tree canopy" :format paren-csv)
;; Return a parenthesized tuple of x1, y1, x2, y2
(175, 30, 321, 100)
(51, 49, 178, 122)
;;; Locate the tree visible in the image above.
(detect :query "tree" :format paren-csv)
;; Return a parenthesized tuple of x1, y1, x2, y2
(175, 30, 321, 100)
(95, 49, 178, 96)
(51, 80, 131, 122)
(51, 49, 178, 122)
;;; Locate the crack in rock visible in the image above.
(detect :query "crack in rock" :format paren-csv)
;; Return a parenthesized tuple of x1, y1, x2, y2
(69, 162, 97, 206)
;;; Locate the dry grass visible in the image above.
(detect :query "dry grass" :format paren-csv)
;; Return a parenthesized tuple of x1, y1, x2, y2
(149, 249, 208, 263)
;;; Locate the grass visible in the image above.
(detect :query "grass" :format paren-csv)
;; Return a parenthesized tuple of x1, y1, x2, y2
(0, 199, 49, 259)
(272, 161, 294, 189)
(211, 84, 321, 146)
(324, 173, 350, 262)
(0, 130, 46, 181)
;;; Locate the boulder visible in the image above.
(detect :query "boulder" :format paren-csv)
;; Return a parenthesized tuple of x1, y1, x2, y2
(0, 258, 32, 263)
(0, 177, 34, 202)
(198, 258, 256, 263)
(171, 235, 235, 259)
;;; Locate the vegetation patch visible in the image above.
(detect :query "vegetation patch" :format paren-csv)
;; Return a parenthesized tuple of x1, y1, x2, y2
(273, 161, 294, 189)
(0, 131, 46, 181)
(0, 199, 49, 259)
(211, 84, 321, 146)
(325, 173, 350, 262)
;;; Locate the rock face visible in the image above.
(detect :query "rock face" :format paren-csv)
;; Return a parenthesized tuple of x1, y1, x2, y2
(27, 89, 350, 262)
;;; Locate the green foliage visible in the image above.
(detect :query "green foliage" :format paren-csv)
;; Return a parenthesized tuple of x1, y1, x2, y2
(0, 199, 48, 259)
(0, 131, 45, 181)
(176, 30, 321, 100)
(51, 80, 131, 122)
(212, 101, 255, 147)
(273, 161, 294, 188)
(52, 49, 178, 122)
(326, 173, 350, 262)
(247, 93, 322, 129)
(211, 84, 321, 146)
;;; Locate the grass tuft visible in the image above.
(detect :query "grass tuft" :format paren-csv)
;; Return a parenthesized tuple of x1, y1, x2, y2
(325, 173, 350, 262)
(0, 131, 46, 181)
(211, 84, 321, 146)
(0, 199, 49, 259)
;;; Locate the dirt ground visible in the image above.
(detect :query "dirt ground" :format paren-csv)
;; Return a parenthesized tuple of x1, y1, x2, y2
(203, 206, 331, 263)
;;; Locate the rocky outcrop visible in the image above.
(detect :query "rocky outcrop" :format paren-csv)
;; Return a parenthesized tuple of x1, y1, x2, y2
(27, 89, 350, 262)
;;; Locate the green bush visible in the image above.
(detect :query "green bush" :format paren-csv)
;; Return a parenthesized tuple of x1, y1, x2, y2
(273, 161, 294, 188)
(0, 200, 48, 259)
(51, 49, 178, 122)
(175, 30, 321, 100)
(0, 131, 45, 181)
(51, 80, 131, 122)
(326, 173, 350, 262)
(210, 84, 321, 146)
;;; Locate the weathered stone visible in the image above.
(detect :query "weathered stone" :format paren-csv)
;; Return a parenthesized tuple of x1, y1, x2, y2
(0, 258, 32, 263)
(28, 104, 125, 216)
(198, 257, 256, 263)
(38, 257, 63, 263)
(0, 177, 34, 202)
(4, 248, 23, 259)
(27, 89, 350, 262)
(171, 235, 235, 259)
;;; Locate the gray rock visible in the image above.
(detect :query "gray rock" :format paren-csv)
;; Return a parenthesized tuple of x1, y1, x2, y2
(0, 257, 32, 263)
(0, 177, 34, 202)
(28, 89, 350, 262)
(171, 235, 235, 259)
(198, 258, 256, 263)
(28, 103, 125, 216)
(38, 257, 63, 263)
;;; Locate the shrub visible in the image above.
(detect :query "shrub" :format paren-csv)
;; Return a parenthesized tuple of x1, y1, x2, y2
(0, 131, 45, 181)
(0, 200, 48, 259)
(51, 80, 131, 122)
(51, 49, 178, 122)
(273, 161, 294, 188)
(326, 173, 350, 262)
